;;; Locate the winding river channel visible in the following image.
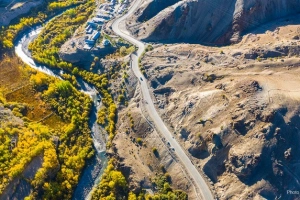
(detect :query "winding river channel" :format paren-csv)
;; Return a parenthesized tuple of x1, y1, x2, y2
(14, 20, 108, 200)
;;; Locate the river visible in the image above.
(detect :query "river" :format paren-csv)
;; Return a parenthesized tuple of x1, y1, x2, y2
(14, 21, 107, 200)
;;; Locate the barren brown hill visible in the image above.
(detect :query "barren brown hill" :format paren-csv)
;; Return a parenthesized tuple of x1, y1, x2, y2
(127, 0, 300, 45)
(139, 17, 300, 199)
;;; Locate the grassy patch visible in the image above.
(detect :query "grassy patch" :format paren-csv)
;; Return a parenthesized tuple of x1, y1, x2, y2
(0, 56, 67, 128)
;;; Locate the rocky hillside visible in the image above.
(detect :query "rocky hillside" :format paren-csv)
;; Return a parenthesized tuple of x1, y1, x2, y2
(129, 0, 300, 44)
(139, 19, 300, 199)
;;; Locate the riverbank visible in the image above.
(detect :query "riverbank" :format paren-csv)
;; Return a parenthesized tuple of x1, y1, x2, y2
(13, 12, 108, 200)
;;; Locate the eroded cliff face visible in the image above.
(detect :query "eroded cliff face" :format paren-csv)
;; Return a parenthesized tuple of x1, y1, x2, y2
(231, 0, 300, 42)
(132, 0, 300, 44)
(136, 0, 180, 22)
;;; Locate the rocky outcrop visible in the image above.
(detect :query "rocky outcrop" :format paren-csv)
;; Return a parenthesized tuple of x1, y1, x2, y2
(228, 153, 261, 178)
(244, 44, 300, 59)
(153, 87, 175, 95)
(188, 137, 208, 158)
(59, 37, 116, 65)
(134, 0, 300, 45)
(150, 71, 174, 88)
(136, 0, 180, 22)
(0, 155, 43, 200)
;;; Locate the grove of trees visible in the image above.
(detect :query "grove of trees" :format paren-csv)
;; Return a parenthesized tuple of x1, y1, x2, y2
(91, 160, 188, 200)
(26, 0, 119, 145)
(0, 0, 86, 49)
(28, 0, 95, 70)
(91, 159, 128, 200)
(0, 61, 94, 199)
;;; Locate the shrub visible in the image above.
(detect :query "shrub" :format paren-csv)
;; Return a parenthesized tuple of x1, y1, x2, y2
(137, 138, 143, 145)
(152, 147, 159, 157)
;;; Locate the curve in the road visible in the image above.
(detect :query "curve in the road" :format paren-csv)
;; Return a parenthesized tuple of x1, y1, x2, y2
(112, 1, 214, 200)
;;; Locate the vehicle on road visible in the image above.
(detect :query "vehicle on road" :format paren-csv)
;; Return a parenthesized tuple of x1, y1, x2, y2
(111, 2, 214, 199)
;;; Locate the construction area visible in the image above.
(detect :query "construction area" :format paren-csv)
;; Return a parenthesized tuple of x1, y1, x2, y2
(71, 0, 129, 51)
(59, 0, 131, 64)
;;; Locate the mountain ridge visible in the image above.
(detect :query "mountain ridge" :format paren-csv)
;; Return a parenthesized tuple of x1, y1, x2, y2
(129, 0, 300, 45)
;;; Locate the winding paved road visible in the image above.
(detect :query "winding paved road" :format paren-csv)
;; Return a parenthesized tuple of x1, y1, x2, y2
(112, 1, 214, 200)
